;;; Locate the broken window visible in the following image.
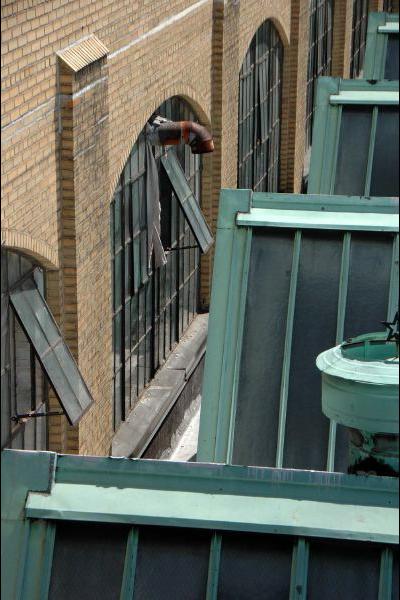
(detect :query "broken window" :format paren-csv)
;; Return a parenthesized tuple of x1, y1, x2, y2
(111, 97, 204, 430)
(350, 0, 369, 78)
(306, 0, 333, 150)
(237, 19, 283, 192)
(1, 249, 93, 450)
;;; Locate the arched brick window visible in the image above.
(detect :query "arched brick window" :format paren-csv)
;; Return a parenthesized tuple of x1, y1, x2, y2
(111, 98, 202, 430)
(237, 20, 284, 192)
(350, 0, 369, 78)
(306, 0, 334, 150)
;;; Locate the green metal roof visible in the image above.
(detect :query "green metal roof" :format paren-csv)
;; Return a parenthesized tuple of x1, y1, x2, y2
(364, 12, 399, 80)
(197, 190, 399, 472)
(1, 450, 398, 600)
(308, 78, 399, 197)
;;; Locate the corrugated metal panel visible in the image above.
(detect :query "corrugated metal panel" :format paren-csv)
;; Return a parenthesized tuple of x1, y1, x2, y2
(364, 12, 399, 80)
(197, 190, 399, 472)
(57, 35, 108, 72)
(1, 451, 398, 600)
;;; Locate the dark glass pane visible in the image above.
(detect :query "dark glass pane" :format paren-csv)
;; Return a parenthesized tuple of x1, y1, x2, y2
(133, 527, 210, 600)
(344, 233, 393, 339)
(218, 532, 293, 600)
(370, 107, 399, 197)
(393, 549, 399, 600)
(114, 192, 122, 250)
(308, 539, 381, 600)
(334, 106, 373, 196)
(284, 231, 342, 470)
(384, 35, 399, 80)
(233, 229, 293, 467)
(49, 522, 128, 600)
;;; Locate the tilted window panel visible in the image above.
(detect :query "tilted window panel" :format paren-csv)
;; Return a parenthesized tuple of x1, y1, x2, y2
(1, 250, 49, 450)
(197, 190, 399, 472)
(363, 12, 399, 80)
(237, 19, 283, 192)
(160, 151, 213, 254)
(308, 78, 399, 197)
(305, 0, 333, 150)
(111, 97, 203, 430)
(350, 0, 369, 79)
(3, 451, 398, 599)
(9, 272, 93, 426)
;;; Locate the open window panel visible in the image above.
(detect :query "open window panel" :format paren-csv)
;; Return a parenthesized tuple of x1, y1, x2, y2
(161, 150, 213, 254)
(2, 450, 398, 600)
(197, 190, 399, 471)
(308, 78, 399, 197)
(364, 12, 399, 80)
(9, 269, 94, 426)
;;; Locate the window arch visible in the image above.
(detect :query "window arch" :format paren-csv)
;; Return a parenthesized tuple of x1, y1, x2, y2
(350, 0, 369, 78)
(237, 20, 284, 192)
(111, 97, 202, 430)
(306, 0, 334, 150)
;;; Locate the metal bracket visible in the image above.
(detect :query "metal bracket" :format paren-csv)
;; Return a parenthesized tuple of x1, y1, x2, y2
(11, 410, 65, 423)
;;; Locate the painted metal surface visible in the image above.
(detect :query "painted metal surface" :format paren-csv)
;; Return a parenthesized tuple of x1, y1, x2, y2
(9, 272, 94, 426)
(308, 78, 399, 196)
(197, 190, 399, 473)
(2, 450, 399, 600)
(364, 12, 399, 80)
(161, 150, 213, 253)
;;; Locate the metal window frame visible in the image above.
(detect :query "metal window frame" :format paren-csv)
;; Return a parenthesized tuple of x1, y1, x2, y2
(111, 97, 204, 431)
(308, 77, 399, 195)
(9, 272, 94, 427)
(2, 450, 398, 600)
(237, 19, 284, 192)
(350, 0, 369, 79)
(363, 12, 399, 80)
(305, 0, 334, 149)
(196, 189, 399, 470)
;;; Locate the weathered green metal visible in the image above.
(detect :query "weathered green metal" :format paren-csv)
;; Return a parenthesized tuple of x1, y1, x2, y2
(197, 189, 399, 472)
(364, 12, 399, 80)
(308, 78, 399, 196)
(2, 450, 399, 600)
(161, 150, 213, 253)
(317, 332, 399, 475)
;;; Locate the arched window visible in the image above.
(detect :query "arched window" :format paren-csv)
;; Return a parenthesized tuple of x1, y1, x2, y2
(237, 20, 284, 192)
(350, 0, 369, 78)
(305, 0, 334, 150)
(383, 0, 394, 12)
(111, 97, 202, 430)
(1, 250, 48, 450)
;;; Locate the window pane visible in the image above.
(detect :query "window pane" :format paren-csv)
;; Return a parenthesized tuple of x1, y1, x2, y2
(334, 106, 373, 196)
(384, 34, 399, 80)
(370, 107, 399, 197)
(49, 522, 128, 600)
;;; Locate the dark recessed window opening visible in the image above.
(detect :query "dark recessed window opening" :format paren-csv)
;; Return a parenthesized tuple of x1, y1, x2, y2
(350, 0, 369, 79)
(111, 97, 202, 430)
(237, 20, 283, 192)
(306, 0, 333, 150)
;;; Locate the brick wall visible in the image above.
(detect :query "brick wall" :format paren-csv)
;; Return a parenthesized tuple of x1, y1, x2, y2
(1, 0, 366, 455)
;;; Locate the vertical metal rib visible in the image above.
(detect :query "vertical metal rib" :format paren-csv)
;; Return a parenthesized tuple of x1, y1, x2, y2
(276, 230, 302, 468)
(364, 106, 378, 197)
(289, 537, 309, 600)
(40, 523, 56, 600)
(329, 105, 343, 195)
(206, 532, 222, 600)
(387, 234, 399, 321)
(120, 527, 139, 600)
(327, 232, 351, 472)
(378, 547, 393, 600)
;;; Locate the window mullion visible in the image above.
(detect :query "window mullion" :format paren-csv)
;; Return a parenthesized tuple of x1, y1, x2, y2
(364, 105, 378, 197)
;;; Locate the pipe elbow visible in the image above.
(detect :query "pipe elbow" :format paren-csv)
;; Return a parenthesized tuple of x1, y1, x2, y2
(149, 117, 214, 154)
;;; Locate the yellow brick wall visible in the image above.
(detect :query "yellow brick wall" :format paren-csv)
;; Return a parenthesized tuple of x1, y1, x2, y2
(1, 0, 365, 455)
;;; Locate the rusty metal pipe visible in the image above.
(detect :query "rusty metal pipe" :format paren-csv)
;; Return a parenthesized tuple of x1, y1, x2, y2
(148, 117, 214, 154)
